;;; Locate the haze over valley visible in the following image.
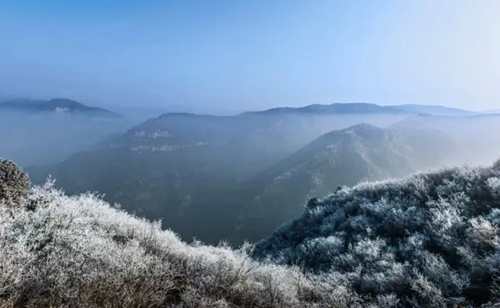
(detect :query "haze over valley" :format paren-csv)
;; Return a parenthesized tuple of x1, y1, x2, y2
(3, 99, 496, 245)
(2, 1, 500, 307)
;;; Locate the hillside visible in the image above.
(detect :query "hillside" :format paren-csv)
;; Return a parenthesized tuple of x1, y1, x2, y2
(0, 159, 349, 308)
(233, 120, 459, 243)
(3, 159, 500, 307)
(253, 159, 500, 307)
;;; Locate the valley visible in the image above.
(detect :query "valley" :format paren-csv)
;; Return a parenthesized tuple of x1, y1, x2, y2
(18, 101, 495, 245)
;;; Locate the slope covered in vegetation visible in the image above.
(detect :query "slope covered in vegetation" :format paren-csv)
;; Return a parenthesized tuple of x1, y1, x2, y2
(254, 159, 500, 307)
(3, 158, 500, 307)
(0, 159, 379, 308)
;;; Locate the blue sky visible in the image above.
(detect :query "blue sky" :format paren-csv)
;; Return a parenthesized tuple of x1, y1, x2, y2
(1, 0, 499, 112)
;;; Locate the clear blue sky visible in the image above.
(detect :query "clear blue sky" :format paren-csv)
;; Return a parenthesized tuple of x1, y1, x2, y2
(1, 0, 499, 112)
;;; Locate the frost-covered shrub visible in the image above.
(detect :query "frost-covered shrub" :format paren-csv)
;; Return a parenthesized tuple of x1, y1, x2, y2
(493, 158, 500, 170)
(487, 177, 500, 199)
(254, 159, 500, 306)
(0, 159, 29, 209)
(0, 173, 376, 308)
(4, 158, 500, 307)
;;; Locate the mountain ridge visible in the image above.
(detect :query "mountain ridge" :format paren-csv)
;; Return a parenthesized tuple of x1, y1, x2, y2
(231, 120, 459, 243)
(388, 103, 478, 116)
(244, 102, 407, 116)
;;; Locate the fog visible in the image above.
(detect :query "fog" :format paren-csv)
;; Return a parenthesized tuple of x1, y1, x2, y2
(415, 115, 500, 167)
(0, 105, 493, 245)
(3, 1, 500, 306)
(0, 111, 130, 167)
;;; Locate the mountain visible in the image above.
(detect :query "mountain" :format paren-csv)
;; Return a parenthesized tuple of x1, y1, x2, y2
(232, 120, 460, 243)
(100, 104, 199, 125)
(253, 159, 500, 307)
(247, 102, 407, 115)
(24, 108, 463, 246)
(388, 104, 477, 116)
(0, 98, 125, 119)
(0, 98, 129, 167)
(26, 108, 409, 244)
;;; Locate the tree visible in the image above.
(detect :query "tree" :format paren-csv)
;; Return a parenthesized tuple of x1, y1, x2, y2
(0, 159, 30, 208)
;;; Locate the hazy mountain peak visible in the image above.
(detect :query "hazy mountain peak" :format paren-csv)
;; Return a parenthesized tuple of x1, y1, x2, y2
(43, 98, 88, 111)
(0, 97, 125, 119)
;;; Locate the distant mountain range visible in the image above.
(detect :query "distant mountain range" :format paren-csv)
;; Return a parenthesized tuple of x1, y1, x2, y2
(246, 102, 481, 117)
(0, 98, 125, 119)
(246, 102, 405, 115)
(0, 98, 487, 118)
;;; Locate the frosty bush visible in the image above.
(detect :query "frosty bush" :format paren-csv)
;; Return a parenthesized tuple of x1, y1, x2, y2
(0, 159, 29, 209)
(3, 158, 500, 307)
(254, 159, 500, 307)
(0, 170, 368, 308)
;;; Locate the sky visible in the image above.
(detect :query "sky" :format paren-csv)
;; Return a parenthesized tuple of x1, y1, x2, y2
(1, 0, 499, 113)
